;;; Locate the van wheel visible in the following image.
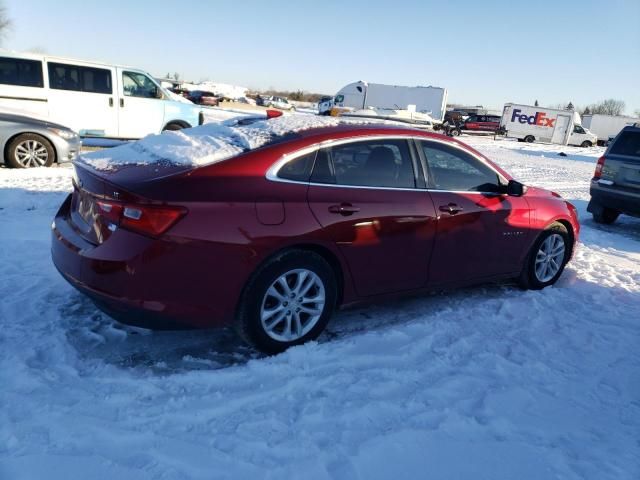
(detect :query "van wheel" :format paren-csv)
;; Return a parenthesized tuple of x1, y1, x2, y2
(580, 140, 592, 148)
(524, 135, 535, 143)
(592, 207, 619, 225)
(162, 122, 186, 132)
(235, 250, 337, 355)
(6, 134, 55, 168)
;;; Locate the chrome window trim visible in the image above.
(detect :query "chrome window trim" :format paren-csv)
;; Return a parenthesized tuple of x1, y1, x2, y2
(265, 134, 508, 193)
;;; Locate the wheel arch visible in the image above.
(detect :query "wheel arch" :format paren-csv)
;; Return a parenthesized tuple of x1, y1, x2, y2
(162, 120, 191, 131)
(3, 131, 58, 165)
(235, 243, 347, 320)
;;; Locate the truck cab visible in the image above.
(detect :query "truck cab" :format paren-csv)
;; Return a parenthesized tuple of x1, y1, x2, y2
(569, 124, 598, 147)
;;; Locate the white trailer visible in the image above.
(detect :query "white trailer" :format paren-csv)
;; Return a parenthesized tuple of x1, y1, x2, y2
(330, 81, 448, 121)
(581, 114, 638, 145)
(500, 103, 598, 147)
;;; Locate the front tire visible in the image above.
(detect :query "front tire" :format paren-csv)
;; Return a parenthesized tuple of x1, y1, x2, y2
(580, 140, 593, 148)
(524, 135, 535, 143)
(162, 122, 187, 132)
(235, 250, 337, 354)
(519, 223, 571, 290)
(6, 133, 55, 168)
(592, 207, 619, 224)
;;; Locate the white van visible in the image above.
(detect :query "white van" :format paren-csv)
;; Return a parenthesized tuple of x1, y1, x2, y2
(500, 103, 597, 147)
(0, 51, 203, 139)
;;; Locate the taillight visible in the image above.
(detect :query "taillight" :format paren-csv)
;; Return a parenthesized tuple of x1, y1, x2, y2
(593, 156, 606, 179)
(97, 201, 186, 237)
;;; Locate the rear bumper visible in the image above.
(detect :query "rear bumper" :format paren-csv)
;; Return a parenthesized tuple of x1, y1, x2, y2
(588, 182, 640, 217)
(51, 194, 238, 330)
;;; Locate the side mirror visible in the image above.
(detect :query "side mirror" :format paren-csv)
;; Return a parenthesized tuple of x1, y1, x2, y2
(506, 179, 526, 197)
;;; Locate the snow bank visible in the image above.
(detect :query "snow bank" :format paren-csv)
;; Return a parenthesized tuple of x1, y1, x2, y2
(78, 115, 346, 171)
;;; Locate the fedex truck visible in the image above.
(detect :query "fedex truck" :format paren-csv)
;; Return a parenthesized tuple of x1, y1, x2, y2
(581, 114, 639, 146)
(324, 81, 448, 121)
(500, 103, 597, 147)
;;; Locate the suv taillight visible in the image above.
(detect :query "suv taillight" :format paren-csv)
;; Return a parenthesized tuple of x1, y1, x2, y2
(97, 201, 186, 237)
(593, 156, 606, 179)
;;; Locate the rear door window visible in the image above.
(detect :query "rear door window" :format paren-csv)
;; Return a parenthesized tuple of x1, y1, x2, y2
(0, 57, 44, 87)
(311, 139, 416, 189)
(277, 151, 316, 182)
(420, 141, 501, 192)
(610, 131, 640, 159)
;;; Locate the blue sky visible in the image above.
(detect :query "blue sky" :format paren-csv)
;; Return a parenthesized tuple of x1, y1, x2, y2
(3, 0, 640, 113)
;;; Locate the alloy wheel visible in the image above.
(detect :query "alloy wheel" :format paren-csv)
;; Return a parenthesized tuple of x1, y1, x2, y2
(260, 269, 326, 342)
(15, 140, 49, 167)
(534, 233, 566, 282)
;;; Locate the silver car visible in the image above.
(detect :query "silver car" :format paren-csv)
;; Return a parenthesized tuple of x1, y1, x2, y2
(0, 112, 81, 168)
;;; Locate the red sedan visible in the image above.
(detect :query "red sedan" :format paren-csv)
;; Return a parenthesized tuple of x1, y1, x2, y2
(52, 121, 579, 353)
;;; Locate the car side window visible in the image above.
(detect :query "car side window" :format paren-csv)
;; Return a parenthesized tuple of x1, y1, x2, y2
(420, 141, 501, 192)
(311, 139, 415, 189)
(277, 151, 316, 182)
(123, 71, 159, 98)
(0, 57, 44, 88)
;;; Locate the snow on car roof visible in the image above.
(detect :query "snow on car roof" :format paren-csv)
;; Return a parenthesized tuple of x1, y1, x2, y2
(78, 115, 378, 171)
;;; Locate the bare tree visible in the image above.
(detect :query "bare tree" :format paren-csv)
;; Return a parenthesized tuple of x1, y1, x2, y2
(0, 3, 11, 45)
(586, 99, 626, 116)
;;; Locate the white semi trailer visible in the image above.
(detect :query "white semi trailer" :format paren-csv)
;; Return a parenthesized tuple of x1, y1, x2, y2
(582, 114, 639, 145)
(322, 81, 448, 121)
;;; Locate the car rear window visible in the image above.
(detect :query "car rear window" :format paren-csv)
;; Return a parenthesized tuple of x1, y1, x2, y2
(610, 131, 640, 158)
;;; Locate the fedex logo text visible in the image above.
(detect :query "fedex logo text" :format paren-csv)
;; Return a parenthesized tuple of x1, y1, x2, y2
(510, 109, 555, 127)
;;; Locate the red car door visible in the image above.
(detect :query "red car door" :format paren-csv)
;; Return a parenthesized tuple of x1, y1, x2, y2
(307, 139, 437, 297)
(416, 140, 531, 285)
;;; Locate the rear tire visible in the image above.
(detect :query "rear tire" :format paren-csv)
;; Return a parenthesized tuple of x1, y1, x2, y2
(235, 250, 337, 354)
(592, 207, 619, 224)
(6, 133, 55, 168)
(518, 222, 570, 290)
(524, 135, 535, 143)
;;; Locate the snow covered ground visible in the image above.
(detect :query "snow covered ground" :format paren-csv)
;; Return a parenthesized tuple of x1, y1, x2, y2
(1, 133, 639, 479)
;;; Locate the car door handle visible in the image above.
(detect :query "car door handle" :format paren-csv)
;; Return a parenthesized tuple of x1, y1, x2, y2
(439, 203, 463, 214)
(109, 97, 113, 107)
(328, 203, 360, 216)
(120, 98, 124, 108)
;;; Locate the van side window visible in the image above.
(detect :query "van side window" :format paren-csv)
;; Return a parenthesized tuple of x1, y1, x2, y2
(122, 72, 159, 99)
(0, 57, 44, 88)
(48, 63, 112, 94)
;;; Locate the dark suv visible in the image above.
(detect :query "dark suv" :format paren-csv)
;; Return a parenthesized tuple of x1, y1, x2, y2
(464, 115, 501, 132)
(587, 124, 640, 224)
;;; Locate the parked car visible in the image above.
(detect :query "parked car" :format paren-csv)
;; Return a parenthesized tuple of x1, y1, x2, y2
(51, 120, 579, 354)
(587, 124, 640, 224)
(186, 90, 219, 106)
(1, 112, 80, 168)
(464, 114, 502, 132)
(0, 51, 203, 139)
(265, 96, 295, 111)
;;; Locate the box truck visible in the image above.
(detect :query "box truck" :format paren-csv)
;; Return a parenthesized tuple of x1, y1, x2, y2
(581, 114, 638, 146)
(0, 51, 203, 139)
(322, 81, 448, 121)
(500, 103, 597, 147)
